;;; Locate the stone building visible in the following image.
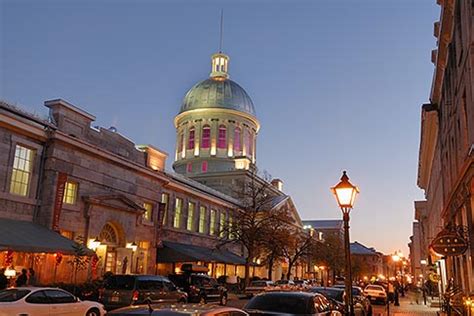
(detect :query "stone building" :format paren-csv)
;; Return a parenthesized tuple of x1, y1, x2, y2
(415, 0, 474, 299)
(349, 242, 383, 281)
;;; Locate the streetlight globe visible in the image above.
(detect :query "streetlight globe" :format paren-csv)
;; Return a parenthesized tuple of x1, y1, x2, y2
(331, 171, 359, 209)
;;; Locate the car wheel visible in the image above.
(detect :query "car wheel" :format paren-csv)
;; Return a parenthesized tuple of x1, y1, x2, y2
(86, 308, 100, 316)
(219, 294, 228, 306)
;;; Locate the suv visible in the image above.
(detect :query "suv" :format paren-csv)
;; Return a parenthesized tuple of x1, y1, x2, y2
(169, 267, 227, 305)
(101, 275, 187, 311)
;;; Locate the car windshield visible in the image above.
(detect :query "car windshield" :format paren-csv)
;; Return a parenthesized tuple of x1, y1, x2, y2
(250, 281, 269, 287)
(0, 289, 31, 302)
(246, 294, 310, 314)
(310, 288, 344, 302)
(104, 275, 135, 290)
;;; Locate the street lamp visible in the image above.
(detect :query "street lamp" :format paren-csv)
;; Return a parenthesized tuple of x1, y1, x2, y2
(331, 171, 359, 316)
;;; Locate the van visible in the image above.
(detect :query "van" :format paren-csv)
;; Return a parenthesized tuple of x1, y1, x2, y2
(101, 275, 187, 311)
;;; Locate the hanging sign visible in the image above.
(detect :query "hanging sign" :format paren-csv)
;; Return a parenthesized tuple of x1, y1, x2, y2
(430, 231, 468, 256)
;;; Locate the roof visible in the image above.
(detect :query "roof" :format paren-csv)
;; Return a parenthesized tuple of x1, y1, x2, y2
(301, 219, 343, 230)
(350, 241, 378, 255)
(180, 78, 256, 117)
(157, 241, 246, 265)
(0, 218, 94, 255)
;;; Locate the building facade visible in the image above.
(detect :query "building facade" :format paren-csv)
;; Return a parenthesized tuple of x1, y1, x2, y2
(415, 0, 474, 301)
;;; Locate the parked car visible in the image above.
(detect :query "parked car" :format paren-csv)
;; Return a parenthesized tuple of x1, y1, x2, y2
(168, 269, 227, 305)
(244, 280, 274, 297)
(244, 291, 342, 315)
(332, 285, 372, 316)
(0, 287, 105, 316)
(101, 275, 187, 311)
(293, 280, 310, 290)
(107, 304, 248, 316)
(273, 279, 295, 290)
(363, 285, 387, 304)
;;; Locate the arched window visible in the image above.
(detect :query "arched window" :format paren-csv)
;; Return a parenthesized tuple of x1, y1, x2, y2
(99, 223, 119, 246)
(218, 125, 226, 149)
(187, 128, 195, 150)
(244, 129, 251, 155)
(234, 127, 241, 152)
(248, 133, 254, 156)
(201, 125, 211, 149)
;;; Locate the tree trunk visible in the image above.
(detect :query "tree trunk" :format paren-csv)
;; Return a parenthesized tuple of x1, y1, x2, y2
(244, 259, 251, 289)
(267, 258, 274, 280)
(286, 260, 294, 280)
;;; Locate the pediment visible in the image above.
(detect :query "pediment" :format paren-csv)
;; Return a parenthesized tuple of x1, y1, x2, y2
(83, 194, 145, 214)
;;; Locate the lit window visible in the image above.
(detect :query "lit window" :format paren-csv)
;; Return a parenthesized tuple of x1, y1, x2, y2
(188, 128, 195, 150)
(63, 181, 78, 205)
(143, 202, 153, 222)
(199, 206, 207, 234)
(202, 161, 208, 173)
(218, 125, 226, 149)
(244, 129, 252, 156)
(228, 214, 234, 240)
(187, 202, 195, 231)
(174, 198, 183, 228)
(161, 193, 169, 226)
(60, 230, 73, 240)
(10, 145, 35, 196)
(202, 126, 211, 148)
(234, 127, 241, 152)
(219, 211, 226, 238)
(210, 209, 217, 235)
(248, 133, 254, 156)
(187, 163, 192, 173)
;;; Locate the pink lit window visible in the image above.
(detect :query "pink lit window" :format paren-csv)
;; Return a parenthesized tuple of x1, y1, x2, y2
(248, 133, 254, 156)
(218, 125, 226, 149)
(187, 163, 192, 173)
(188, 128, 195, 150)
(202, 126, 211, 149)
(201, 161, 208, 173)
(234, 127, 241, 152)
(244, 130, 251, 154)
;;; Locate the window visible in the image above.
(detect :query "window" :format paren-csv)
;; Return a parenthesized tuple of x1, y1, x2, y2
(143, 202, 153, 222)
(63, 181, 78, 204)
(210, 209, 217, 235)
(202, 161, 208, 173)
(199, 206, 207, 234)
(243, 129, 251, 156)
(234, 127, 241, 152)
(161, 193, 169, 226)
(10, 145, 34, 196)
(186, 163, 192, 173)
(60, 230, 73, 240)
(201, 125, 211, 148)
(174, 198, 183, 228)
(218, 125, 226, 149)
(44, 290, 76, 304)
(187, 202, 195, 231)
(25, 290, 49, 304)
(248, 133, 254, 156)
(188, 128, 195, 150)
(219, 211, 226, 238)
(228, 214, 234, 239)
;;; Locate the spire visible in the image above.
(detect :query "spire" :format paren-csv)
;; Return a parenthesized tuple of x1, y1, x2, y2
(210, 10, 229, 80)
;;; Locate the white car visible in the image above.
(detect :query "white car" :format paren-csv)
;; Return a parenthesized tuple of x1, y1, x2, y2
(363, 284, 387, 304)
(0, 287, 106, 316)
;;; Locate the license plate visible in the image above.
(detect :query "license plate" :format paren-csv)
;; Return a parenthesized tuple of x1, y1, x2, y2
(111, 296, 119, 302)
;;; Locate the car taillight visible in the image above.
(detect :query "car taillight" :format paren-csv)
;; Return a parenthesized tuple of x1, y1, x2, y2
(132, 290, 139, 302)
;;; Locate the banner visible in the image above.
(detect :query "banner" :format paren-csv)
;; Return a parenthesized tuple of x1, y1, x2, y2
(52, 172, 68, 231)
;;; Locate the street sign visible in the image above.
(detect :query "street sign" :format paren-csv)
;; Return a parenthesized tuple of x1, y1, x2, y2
(430, 232, 468, 256)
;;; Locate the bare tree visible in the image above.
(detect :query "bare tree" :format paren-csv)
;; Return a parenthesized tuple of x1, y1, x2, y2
(282, 232, 315, 280)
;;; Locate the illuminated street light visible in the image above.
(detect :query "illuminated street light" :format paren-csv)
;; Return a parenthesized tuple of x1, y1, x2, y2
(331, 171, 359, 316)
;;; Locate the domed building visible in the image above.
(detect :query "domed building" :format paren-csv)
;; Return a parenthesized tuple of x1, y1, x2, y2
(173, 51, 260, 194)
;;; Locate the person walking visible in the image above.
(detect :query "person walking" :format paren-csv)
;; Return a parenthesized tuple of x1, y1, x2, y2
(28, 268, 37, 286)
(15, 269, 27, 287)
(0, 268, 8, 290)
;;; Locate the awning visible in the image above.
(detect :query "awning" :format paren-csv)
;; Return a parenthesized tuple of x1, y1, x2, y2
(157, 241, 246, 265)
(0, 218, 94, 255)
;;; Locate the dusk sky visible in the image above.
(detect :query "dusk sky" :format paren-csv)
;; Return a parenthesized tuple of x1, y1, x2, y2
(1, 0, 439, 255)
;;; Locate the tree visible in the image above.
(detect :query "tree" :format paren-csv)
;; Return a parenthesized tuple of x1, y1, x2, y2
(312, 232, 345, 283)
(281, 232, 315, 280)
(219, 168, 292, 287)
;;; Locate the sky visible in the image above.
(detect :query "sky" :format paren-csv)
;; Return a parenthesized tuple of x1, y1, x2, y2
(1, 0, 439, 255)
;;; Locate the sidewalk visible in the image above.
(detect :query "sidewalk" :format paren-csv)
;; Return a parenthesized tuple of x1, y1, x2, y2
(390, 291, 439, 315)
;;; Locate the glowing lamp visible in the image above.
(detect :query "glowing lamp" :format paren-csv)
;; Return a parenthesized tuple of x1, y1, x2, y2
(331, 171, 359, 209)
(4, 267, 16, 278)
(127, 242, 138, 252)
(88, 237, 101, 251)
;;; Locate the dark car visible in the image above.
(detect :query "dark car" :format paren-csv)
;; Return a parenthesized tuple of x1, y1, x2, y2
(331, 285, 372, 316)
(107, 304, 248, 316)
(244, 291, 342, 316)
(168, 273, 227, 305)
(101, 275, 187, 311)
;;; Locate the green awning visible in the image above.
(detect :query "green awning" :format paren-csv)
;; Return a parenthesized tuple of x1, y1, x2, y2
(157, 241, 246, 265)
(0, 218, 94, 255)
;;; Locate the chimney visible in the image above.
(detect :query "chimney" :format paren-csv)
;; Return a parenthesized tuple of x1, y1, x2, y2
(271, 178, 283, 191)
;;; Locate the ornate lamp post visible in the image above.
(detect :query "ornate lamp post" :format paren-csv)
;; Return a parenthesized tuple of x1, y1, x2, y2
(331, 171, 359, 316)
(392, 252, 401, 306)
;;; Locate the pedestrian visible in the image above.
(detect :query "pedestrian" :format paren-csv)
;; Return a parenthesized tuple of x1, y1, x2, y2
(0, 268, 8, 290)
(28, 268, 37, 286)
(15, 269, 27, 287)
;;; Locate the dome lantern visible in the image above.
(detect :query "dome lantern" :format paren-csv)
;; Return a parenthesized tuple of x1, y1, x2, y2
(210, 53, 229, 80)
